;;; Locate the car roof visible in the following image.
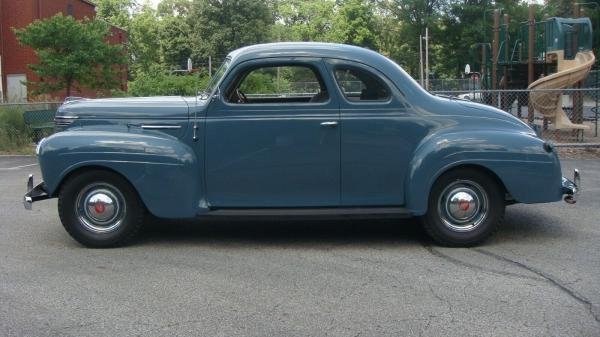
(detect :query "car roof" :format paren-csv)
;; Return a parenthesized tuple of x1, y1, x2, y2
(225, 42, 431, 103)
(227, 42, 391, 66)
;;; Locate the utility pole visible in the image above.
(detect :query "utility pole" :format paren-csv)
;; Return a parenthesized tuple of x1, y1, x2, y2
(503, 13, 509, 89)
(492, 9, 500, 92)
(425, 27, 429, 91)
(527, 4, 535, 123)
(502, 13, 510, 110)
(419, 34, 424, 87)
(208, 56, 212, 78)
(573, 3, 583, 137)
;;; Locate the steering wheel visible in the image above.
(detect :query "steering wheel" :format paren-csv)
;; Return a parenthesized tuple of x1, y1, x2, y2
(235, 89, 248, 103)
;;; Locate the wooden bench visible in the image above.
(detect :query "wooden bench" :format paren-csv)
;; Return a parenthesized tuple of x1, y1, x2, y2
(23, 110, 55, 142)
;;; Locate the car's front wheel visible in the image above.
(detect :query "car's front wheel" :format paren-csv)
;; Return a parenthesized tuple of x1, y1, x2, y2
(421, 168, 505, 246)
(58, 170, 144, 248)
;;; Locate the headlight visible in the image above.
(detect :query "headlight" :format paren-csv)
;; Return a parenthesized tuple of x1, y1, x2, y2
(54, 115, 79, 130)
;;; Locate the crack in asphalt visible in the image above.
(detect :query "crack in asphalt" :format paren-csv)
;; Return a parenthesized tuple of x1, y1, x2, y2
(422, 242, 600, 324)
(421, 243, 542, 281)
(473, 248, 600, 324)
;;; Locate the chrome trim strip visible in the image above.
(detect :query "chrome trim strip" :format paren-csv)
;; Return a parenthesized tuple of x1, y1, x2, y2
(36, 138, 46, 155)
(140, 125, 182, 130)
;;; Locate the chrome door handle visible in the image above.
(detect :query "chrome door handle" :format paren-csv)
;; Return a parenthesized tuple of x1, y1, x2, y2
(320, 121, 338, 127)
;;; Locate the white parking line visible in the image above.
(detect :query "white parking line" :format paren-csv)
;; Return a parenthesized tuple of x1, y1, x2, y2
(0, 163, 38, 170)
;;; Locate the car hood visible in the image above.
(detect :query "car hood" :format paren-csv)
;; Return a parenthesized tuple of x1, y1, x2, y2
(56, 96, 205, 119)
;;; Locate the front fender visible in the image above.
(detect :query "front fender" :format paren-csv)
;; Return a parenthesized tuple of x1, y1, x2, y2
(405, 130, 563, 215)
(38, 130, 201, 218)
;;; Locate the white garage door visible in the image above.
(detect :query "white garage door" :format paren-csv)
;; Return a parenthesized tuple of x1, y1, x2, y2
(6, 74, 27, 103)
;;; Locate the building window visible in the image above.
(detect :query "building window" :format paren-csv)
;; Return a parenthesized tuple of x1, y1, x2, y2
(67, 1, 74, 16)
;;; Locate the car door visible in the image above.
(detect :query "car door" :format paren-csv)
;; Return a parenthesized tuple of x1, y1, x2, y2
(205, 58, 340, 208)
(325, 58, 424, 206)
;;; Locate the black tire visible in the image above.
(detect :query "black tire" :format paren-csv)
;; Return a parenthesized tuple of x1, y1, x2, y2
(58, 169, 145, 248)
(421, 168, 505, 247)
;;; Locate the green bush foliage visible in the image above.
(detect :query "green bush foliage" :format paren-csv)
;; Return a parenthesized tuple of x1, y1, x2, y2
(128, 66, 210, 97)
(0, 107, 32, 153)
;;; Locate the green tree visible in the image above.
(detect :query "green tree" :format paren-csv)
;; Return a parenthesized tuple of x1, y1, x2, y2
(544, 0, 574, 17)
(93, 0, 137, 28)
(14, 14, 126, 97)
(128, 5, 162, 75)
(273, 0, 337, 41)
(158, 0, 193, 69)
(331, 0, 379, 49)
(157, 0, 192, 16)
(189, 0, 274, 61)
(379, 0, 447, 77)
(439, 0, 489, 78)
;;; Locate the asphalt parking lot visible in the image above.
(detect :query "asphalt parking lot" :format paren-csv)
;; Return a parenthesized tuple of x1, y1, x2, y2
(1, 155, 599, 337)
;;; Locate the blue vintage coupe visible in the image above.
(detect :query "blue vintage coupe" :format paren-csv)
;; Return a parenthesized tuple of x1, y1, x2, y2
(24, 42, 579, 247)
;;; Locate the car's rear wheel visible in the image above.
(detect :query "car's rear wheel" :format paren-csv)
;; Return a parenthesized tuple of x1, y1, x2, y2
(58, 170, 144, 248)
(421, 168, 505, 246)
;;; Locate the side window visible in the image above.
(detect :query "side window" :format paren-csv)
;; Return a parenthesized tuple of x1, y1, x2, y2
(226, 65, 329, 104)
(334, 67, 390, 102)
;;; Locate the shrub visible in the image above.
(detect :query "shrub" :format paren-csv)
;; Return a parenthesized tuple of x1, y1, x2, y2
(128, 67, 210, 97)
(0, 106, 32, 153)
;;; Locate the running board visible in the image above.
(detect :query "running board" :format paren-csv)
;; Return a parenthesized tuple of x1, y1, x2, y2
(203, 207, 413, 218)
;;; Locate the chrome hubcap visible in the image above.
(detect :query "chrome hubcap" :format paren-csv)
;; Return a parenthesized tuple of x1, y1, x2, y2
(438, 180, 488, 232)
(75, 183, 126, 233)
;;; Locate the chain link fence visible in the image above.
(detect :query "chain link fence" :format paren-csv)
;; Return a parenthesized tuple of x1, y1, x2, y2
(0, 102, 61, 153)
(429, 78, 479, 92)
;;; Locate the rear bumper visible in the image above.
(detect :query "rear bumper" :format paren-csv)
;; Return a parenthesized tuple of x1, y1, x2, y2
(23, 174, 51, 210)
(561, 169, 580, 204)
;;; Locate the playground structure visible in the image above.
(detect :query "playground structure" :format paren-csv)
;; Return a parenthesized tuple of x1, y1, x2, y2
(529, 50, 595, 129)
(483, 4, 597, 131)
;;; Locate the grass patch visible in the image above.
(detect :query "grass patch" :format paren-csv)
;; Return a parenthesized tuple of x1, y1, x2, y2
(0, 106, 34, 154)
(0, 145, 35, 155)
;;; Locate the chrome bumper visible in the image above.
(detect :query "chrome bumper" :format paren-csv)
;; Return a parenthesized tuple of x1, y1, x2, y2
(561, 169, 580, 204)
(23, 174, 50, 210)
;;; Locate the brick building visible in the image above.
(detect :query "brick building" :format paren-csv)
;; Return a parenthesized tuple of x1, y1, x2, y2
(0, 0, 127, 102)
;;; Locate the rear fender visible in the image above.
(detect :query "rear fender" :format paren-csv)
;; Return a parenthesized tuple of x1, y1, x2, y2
(405, 130, 562, 215)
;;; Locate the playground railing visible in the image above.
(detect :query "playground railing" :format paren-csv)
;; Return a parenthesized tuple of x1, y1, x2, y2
(430, 88, 600, 144)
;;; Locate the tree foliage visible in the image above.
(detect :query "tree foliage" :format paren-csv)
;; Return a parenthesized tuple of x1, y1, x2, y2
(128, 6, 163, 75)
(128, 65, 208, 96)
(274, 0, 337, 41)
(189, 0, 275, 60)
(14, 14, 126, 97)
(93, 0, 600, 96)
(93, 0, 135, 29)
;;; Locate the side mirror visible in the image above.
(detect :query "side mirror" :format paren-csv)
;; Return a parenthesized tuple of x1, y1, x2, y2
(212, 87, 221, 101)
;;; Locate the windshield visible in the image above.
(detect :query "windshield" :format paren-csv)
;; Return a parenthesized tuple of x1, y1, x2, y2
(202, 58, 230, 98)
